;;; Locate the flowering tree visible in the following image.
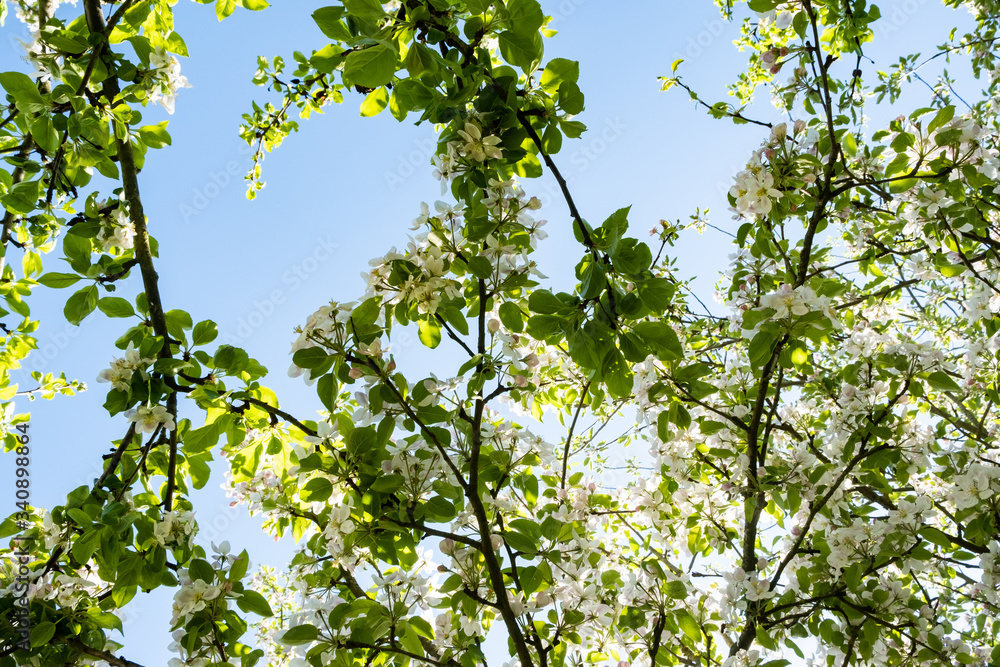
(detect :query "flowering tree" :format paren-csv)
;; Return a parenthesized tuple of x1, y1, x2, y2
(2, 0, 1000, 665)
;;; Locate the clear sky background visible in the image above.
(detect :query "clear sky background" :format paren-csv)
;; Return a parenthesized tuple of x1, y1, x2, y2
(0, 0, 977, 663)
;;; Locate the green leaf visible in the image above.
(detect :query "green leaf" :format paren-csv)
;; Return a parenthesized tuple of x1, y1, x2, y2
(498, 302, 524, 333)
(638, 277, 675, 313)
(301, 477, 333, 503)
(189, 558, 215, 583)
(64, 284, 99, 325)
(632, 321, 682, 360)
(344, 45, 397, 88)
(557, 81, 584, 115)
(344, 0, 385, 20)
(360, 87, 389, 117)
(38, 272, 81, 288)
(98, 297, 136, 318)
(664, 580, 687, 599)
(498, 30, 543, 72)
(292, 347, 328, 369)
(183, 423, 220, 454)
(138, 121, 172, 148)
(418, 318, 442, 349)
(215, 0, 235, 20)
(528, 290, 564, 315)
(925, 371, 961, 393)
(675, 609, 702, 642)
(540, 58, 579, 93)
(506, 0, 544, 34)
(29, 621, 56, 648)
(280, 624, 319, 645)
(192, 320, 218, 345)
(237, 589, 274, 617)
(0, 71, 45, 109)
(163, 31, 189, 56)
(312, 6, 348, 39)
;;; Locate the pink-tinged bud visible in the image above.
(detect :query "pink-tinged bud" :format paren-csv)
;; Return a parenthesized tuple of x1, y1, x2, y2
(757, 557, 768, 571)
(386, 360, 396, 372)
(348, 367, 364, 379)
(439, 538, 455, 555)
(535, 591, 552, 607)
(779, 47, 789, 57)
(757, 466, 766, 477)
(789, 204, 797, 212)
(487, 318, 501, 334)
(523, 353, 540, 367)
(721, 482, 733, 492)
(795, 66, 807, 77)
(771, 122, 787, 141)
(761, 50, 777, 64)
(381, 460, 394, 473)
(490, 534, 504, 550)
(437, 564, 449, 573)
(515, 375, 529, 387)
(764, 147, 776, 160)
(791, 525, 802, 536)
(588, 482, 597, 492)
(794, 119, 807, 135)
(770, 64, 783, 75)
(803, 173, 817, 184)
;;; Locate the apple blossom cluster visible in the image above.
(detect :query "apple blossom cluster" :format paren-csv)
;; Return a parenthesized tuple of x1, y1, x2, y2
(167, 573, 225, 667)
(147, 46, 191, 114)
(428, 119, 505, 195)
(124, 403, 176, 433)
(96, 342, 154, 392)
(95, 203, 136, 252)
(729, 150, 782, 219)
(153, 509, 197, 550)
(287, 301, 354, 383)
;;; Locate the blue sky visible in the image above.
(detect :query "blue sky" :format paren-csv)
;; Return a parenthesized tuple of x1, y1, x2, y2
(0, 0, 978, 662)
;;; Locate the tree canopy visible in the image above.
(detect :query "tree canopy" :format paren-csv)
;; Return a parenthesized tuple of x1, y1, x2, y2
(2, 0, 1000, 666)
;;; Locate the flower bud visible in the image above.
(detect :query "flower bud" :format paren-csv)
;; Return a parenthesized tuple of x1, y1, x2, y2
(770, 64, 783, 75)
(348, 367, 364, 379)
(487, 318, 501, 334)
(439, 538, 455, 555)
(794, 119, 807, 135)
(764, 147, 776, 160)
(771, 122, 787, 141)
(515, 375, 529, 387)
(527, 196, 542, 210)
(490, 534, 504, 550)
(535, 591, 552, 607)
(761, 50, 776, 64)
